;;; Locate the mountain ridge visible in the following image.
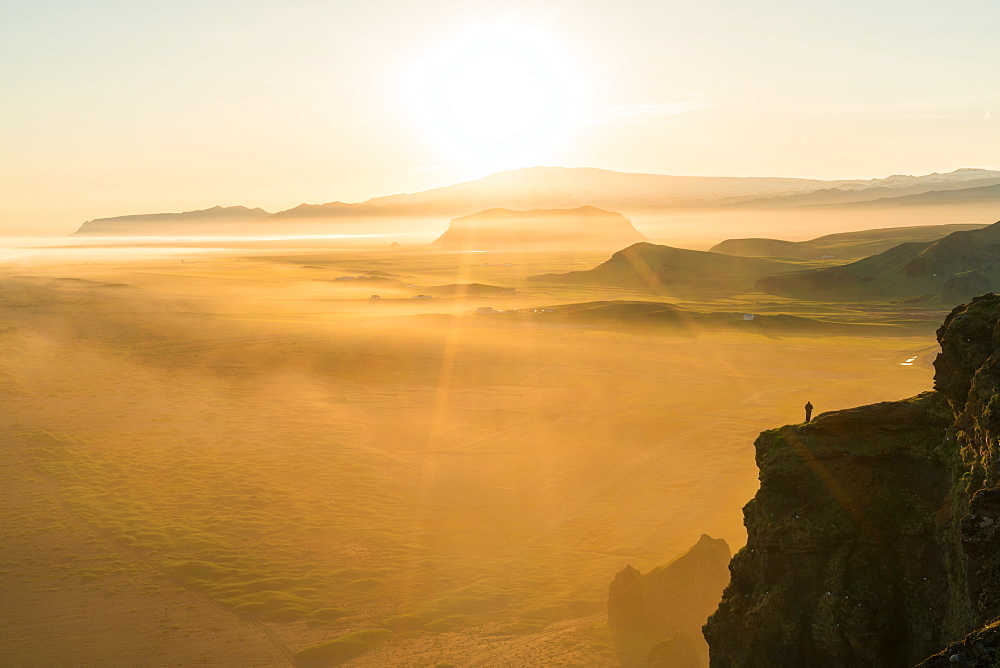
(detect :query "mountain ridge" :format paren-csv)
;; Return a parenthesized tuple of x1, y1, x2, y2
(531, 242, 807, 292)
(270, 166, 1000, 220)
(71, 205, 270, 236)
(839, 182, 1000, 208)
(711, 223, 988, 261)
(67, 166, 1000, 235)
(756, 220, 1000, 302)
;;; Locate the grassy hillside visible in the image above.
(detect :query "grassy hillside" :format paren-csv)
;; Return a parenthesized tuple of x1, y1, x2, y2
(531, 242, 808, 292)
(710, 223, 987, 261)
(757, 222, 1000, 303)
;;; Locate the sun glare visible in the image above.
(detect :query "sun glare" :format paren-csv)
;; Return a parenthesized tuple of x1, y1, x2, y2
(406, 22, 585, 175)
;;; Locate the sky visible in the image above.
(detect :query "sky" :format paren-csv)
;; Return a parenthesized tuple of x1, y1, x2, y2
(2, 0, 999, 233)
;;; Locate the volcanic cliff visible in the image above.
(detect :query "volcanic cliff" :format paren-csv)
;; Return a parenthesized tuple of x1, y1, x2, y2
(704, 294, 1000, 667)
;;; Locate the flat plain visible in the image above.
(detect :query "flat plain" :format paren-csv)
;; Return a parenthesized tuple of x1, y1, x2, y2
(0, 241, 939, 665)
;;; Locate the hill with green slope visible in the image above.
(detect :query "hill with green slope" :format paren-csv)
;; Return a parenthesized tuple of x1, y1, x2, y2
(757, 220, 1000, 302)
(711, 223, 986, 261)
(530, 242, 806, 292)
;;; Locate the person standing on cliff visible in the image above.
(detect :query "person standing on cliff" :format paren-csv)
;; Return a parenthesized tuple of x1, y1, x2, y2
(805, 401, 813, 422)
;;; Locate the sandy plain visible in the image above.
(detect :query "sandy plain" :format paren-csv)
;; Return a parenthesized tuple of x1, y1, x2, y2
(0, 240, 938, 665)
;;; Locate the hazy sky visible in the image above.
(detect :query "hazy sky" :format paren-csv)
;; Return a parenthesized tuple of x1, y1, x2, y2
(3, 0, 999, 233)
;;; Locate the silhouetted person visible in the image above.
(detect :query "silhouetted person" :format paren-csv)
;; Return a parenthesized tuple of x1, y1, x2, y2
(804, 401, 813, 422)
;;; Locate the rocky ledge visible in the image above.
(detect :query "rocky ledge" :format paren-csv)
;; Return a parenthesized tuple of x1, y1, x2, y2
(705, 294, 1000, 667)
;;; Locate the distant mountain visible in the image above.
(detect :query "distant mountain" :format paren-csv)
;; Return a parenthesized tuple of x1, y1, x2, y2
(757, 220, 1000, 302)
(431, 206, 646, 249)
(530, 242, 806, 292)
(265, 167, 836, 223)
(66, 166, 1000, 236)
(837, 182, 1000, 209)
(265, 200, 410, 220)
(830, 167, 1000, 189)
(711, 223, 987, 261)
(365, 166, 831, 209)
(72, 205, 270, 236)
(721, 169, 1000, 210)
(255, 166, 1000, 233)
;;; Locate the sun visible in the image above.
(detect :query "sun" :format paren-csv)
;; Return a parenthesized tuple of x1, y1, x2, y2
(406, 22, 585, 175)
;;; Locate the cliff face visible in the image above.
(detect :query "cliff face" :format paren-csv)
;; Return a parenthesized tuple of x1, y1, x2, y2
(706, 294, 1000, 667)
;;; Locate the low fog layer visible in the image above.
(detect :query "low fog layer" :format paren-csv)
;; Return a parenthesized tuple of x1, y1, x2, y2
(0, 240, 935, 664)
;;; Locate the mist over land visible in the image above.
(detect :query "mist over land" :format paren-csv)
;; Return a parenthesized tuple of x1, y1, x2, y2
(6, 0, 1000, 662)
(1, 199, 967, 664)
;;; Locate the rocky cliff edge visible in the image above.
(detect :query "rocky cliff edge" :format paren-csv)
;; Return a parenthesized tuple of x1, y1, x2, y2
(705, 293, 1000, 667)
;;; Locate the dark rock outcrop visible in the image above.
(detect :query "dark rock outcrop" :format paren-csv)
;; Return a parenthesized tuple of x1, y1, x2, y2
(608, 534, 730, 667)
(917, 620, 1000, 667)
(705, 293, 1000, 666)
